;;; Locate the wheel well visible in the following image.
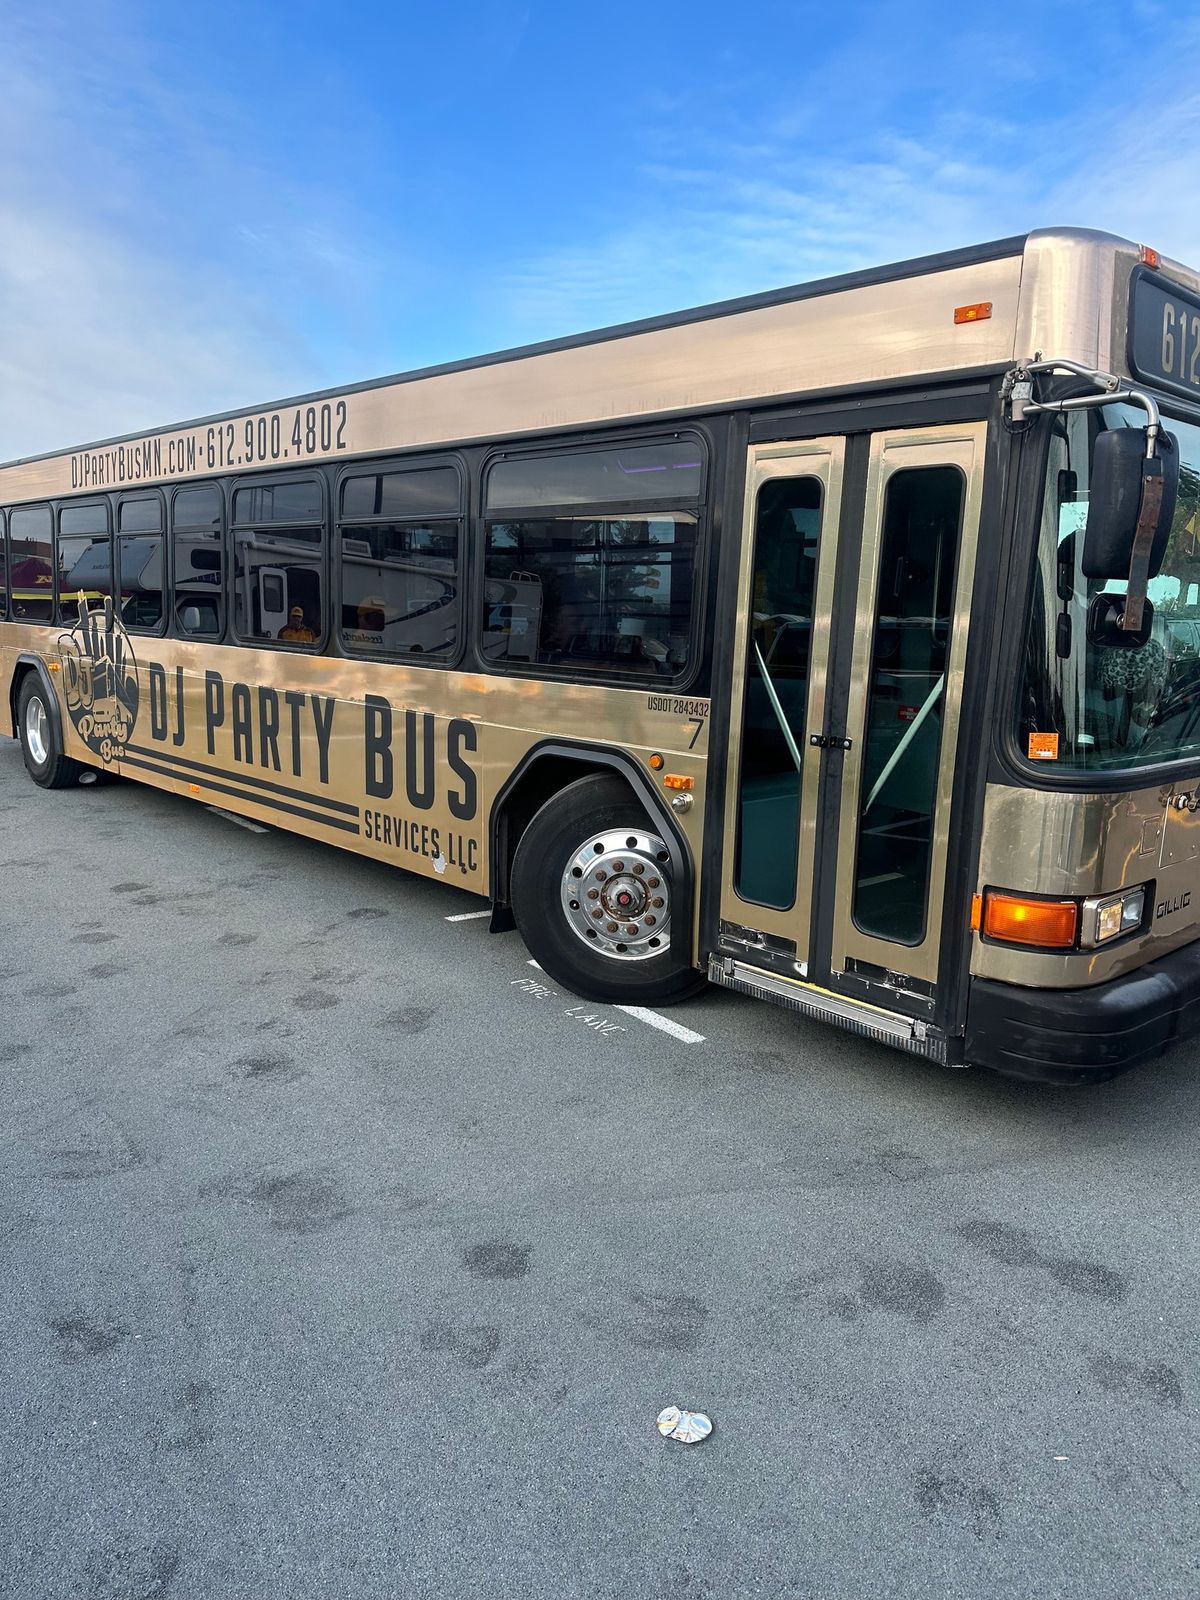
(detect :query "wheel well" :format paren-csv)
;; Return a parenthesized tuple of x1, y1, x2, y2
(7, 662, 36, 739)
(490, 755, 613, 911)
(491, 744, 695, 962)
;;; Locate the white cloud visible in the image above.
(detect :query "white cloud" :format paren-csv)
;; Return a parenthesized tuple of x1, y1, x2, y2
(0, 7, 370, 462)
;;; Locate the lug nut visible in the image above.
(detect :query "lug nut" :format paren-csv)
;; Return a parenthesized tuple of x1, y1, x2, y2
(607, 922, 619, 934)
(652, 897, 664, 909)
(587, 888, 599, 900)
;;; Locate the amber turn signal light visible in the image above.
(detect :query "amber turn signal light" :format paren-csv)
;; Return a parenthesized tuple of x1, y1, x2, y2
(981, 891, 1078, 949)
(663, 773, 694, 791)
(954, 302, 993, 324)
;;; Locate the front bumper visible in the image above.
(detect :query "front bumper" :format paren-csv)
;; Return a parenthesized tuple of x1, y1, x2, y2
(965, 937, 1200, 1084)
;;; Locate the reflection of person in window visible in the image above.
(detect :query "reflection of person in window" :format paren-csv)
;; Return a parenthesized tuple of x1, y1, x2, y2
(279, 605, 316, 643)
(343, 596, 386, 649)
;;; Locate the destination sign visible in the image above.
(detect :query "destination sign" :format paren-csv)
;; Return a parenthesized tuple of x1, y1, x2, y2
(1129, 269, 1200, 402)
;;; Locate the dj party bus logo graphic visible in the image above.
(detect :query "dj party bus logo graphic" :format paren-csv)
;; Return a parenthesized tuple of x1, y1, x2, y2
(57, 595, 140, 763)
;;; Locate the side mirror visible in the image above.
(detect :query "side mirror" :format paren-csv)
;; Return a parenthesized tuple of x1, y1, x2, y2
(1082, 427, 1179, 582)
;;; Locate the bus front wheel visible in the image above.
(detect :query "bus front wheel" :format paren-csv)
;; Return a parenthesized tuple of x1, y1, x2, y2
(17, 675, 85, 790)
(511, 773, 705, 1006)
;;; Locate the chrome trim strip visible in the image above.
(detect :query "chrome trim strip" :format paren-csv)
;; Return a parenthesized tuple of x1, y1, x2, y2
(708, 958, 947, 1062)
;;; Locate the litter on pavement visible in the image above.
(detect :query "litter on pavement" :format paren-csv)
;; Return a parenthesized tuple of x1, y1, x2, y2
(656, 1406, 712, 1444)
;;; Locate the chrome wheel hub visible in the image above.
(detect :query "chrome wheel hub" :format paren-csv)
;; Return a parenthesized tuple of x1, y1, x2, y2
(24, 696, 48, 766)
(561, 827, 672, 961)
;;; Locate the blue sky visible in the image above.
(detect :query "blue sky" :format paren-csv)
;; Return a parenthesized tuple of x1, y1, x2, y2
(2, 0, 1198, 459)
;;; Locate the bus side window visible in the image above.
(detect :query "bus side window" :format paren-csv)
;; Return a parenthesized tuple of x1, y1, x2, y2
(337, 463, 462, 660)
(56, 501, 111, 622)
(117, 493, 166, 632)
(479, 439, 704, 679)
(172, 484, 225, 639)
(0, 508, 7, 619)
(8, 505, 54, 621)
(231, 476, 324, 647)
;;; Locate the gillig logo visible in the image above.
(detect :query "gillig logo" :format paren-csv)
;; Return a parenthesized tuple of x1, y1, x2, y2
(58, 597, 139, 763)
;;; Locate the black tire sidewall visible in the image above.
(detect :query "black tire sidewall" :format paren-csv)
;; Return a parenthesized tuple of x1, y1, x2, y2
(511, 774, 704, 1006)
(17, 676, 78, 789)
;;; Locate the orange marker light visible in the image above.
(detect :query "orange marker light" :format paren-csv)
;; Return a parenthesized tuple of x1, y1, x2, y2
(982, 891, 1077, 949)
(1140, 245, 1161, 269)
(954, 302, 993, 325)
(663, 774, 694, 791)
(188, 783, 201, 794)
(969, 894, 982, 931)
(648, 752, 665, 771)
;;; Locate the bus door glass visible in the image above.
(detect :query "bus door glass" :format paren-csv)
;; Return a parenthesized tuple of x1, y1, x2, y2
(827, 423, 985, 990)
(719, 423, 984, 1000)
(719, 438, 845, 972)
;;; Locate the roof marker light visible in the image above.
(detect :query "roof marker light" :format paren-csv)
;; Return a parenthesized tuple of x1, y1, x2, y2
(1140, 245, 1161, 269)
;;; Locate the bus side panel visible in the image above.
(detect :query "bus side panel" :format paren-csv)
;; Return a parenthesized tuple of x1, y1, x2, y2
(4, 621, 710, 915)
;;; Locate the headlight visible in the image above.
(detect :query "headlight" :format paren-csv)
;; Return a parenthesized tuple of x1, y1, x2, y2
(1083, 886, 1146, 947)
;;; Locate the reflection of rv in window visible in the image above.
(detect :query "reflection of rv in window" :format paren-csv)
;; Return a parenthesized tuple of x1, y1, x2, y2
(340, 539, 458, 655)
(116, 537, 164, 628)
(235, 529, 322, 642)
(59, 540, 112, 606)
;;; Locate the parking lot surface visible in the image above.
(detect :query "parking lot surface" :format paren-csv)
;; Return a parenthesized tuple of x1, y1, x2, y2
(1, 739, 1197, 1600)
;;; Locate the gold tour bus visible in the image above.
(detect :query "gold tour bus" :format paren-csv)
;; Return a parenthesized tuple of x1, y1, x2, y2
(3, 226, 1200, 1084)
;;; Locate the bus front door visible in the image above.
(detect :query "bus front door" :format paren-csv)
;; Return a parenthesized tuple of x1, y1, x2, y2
(717, 422, 985, 1035)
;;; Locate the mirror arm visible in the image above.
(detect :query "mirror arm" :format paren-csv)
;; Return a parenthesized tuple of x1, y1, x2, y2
(1005, 364, 1168, 634)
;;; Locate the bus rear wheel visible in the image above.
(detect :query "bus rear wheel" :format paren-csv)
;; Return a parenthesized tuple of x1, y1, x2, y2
(17, 675, 85, 790)
(511, 773, 705, 1006)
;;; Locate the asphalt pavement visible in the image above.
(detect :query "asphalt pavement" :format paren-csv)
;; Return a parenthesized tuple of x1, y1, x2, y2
(0, 738, 1196, 1600)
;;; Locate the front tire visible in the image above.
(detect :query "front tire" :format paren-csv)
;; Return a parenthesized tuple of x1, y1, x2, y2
(511, 773, 705, 1006)
(17, 675, 85, 790)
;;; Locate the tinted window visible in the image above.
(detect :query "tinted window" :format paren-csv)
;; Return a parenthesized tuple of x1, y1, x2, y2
(60, 503, 107, 536)
(341, 466, 460, 520)
(57, 504, 111, 620)
(232, 477, 323, 644)
(174, 485, 221, 527)
(119, 496, 163, 532)
(852, 466, 964, 945)
(734, 477, 824, 909)
(0, 512, 7, 617)
(487, 442, 704, 510)
(119, 536, 165, 630)
(482, 512, 697, 675)
(340, 523, 458, 657)
(172, 486, 223, 637)
(233, 480, 322, 523)
(9, 506, 53, 620)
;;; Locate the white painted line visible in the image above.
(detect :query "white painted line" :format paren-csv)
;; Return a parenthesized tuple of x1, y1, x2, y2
(616, 1005, 706, 1044)
(525, 960, 703, 1043)
(445, 910, 491, 922)
(207, 806, 269, 834)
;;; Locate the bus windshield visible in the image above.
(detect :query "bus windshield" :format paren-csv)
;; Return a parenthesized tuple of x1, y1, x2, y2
(1018, 401, 1200, 772)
